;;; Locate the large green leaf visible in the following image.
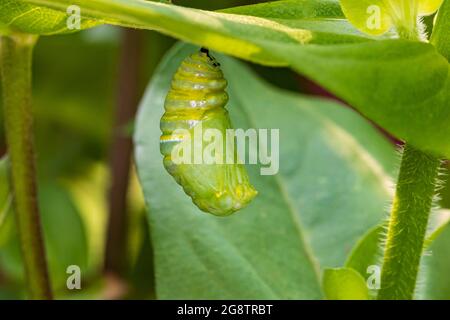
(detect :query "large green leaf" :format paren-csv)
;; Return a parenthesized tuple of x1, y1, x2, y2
(273, 41, 449, 158)
(133, 43, 395, 299)
(22, 0, 374, 65)
(24, 0, 450, 159)
(0, 0, 99, 35)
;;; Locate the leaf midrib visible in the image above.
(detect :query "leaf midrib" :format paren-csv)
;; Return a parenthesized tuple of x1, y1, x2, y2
(231, 76, 323, 293)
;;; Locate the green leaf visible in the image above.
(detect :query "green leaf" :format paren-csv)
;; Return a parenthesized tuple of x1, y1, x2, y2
(418, 0, 444, 15)
(345, 225, 383, 276)
(39, 183, 88, 289)
(24, 0, 450, 159)
(343, 211, 450, 299)
(344, 225, 383, 298)
(339, 0, 393, 35)
(22, 0, 376, 65)
(0, 182, 88, 293)
(340, 0, 444, 36)
(0, 156, 13, 248)
(0, 0, 99, 35)
(422, 220, 450, 299)
(0, 157, 9, 211)
(431, 0, 450, 59)
(273, 41, 450, 158)
(221, 0, 344, 19)
(134, 43, 395, 299)
(322, 268, 369, 300)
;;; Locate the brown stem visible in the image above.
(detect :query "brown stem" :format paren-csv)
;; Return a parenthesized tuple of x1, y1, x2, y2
(104, 28, 144, 278)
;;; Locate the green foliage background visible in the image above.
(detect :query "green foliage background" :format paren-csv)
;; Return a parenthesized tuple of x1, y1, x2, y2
(0, 0, 449, 299)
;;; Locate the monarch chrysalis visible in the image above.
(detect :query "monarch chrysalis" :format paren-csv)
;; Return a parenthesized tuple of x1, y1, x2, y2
(160, 49, 257, 216)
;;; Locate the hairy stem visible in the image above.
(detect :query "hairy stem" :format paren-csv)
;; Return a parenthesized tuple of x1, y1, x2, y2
(378, 145, 440, 300)
(0, 33, 52, 299)
(378, 0, 449, 301)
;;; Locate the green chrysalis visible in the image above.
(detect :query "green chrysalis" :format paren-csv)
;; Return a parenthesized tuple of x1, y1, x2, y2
(160, 49, 257, 216)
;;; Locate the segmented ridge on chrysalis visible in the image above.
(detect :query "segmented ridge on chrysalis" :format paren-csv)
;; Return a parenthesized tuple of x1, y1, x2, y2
(163, 50, 228, 113)
(160, 50, 229, 160)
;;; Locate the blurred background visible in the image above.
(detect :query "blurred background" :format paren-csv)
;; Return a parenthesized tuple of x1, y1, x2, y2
(0, 0, 447, 299)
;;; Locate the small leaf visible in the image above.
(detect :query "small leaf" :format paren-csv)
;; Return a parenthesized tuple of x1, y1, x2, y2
(418, 0, 444, 15)
(340, 0, 444, 36)
(431, 0, 450, 59)
(0, 157, 9, 207)
(422, 221, 450, 299)
(322, 268, 369, 300)
(0, 156, 13, 248)
(343, 211, 450, 299)
(344, 225, 383, 298)
(340, 0, 392, 35)
(345, 225, 383, 277)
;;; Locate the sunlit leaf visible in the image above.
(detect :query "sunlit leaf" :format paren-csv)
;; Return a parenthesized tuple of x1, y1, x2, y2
(23, 0, 450, 160)
(431, 0, 450, 61)
(0, 0, 99, 35)
(22, 0, 376, 65)
(339, 0, 392, 35)
(418, 0, 444, 15)
(322, 268, 369, 300)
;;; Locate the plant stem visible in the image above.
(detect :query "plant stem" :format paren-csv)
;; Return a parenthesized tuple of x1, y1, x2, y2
(377, 144, 440, 300)
(104, 28, 143, 279)
(0, 33, 52, 299)
(377, 1, 449, 300)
